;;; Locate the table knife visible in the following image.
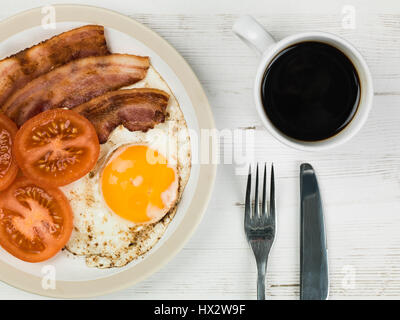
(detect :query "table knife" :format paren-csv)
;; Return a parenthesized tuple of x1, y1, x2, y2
(300, 163, 329, 300)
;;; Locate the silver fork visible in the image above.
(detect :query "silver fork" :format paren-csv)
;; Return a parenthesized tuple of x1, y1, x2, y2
(245, 163, 276, 300)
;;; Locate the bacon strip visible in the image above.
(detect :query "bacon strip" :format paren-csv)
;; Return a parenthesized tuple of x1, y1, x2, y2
(72, 88, 169, 143)
(0, 25, 109, 108)
(3, 54, 150, 126)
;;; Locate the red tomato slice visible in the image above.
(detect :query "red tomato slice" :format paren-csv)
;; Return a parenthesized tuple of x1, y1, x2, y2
(13, 109, 100, 187)
(0, 176, 73, 262)
(0, 113, 18, 191)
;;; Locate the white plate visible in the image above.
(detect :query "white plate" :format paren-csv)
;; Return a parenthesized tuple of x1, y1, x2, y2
(0, 5, 216, 298)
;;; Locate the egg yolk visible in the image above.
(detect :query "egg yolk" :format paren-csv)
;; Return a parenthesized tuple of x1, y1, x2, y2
(101, 145, 178, 224)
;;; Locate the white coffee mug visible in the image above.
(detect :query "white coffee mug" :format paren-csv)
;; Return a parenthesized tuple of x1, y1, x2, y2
(233, 16, 373, 151)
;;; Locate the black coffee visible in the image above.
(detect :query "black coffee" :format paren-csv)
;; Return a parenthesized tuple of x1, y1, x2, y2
(261, 41, 360, 141)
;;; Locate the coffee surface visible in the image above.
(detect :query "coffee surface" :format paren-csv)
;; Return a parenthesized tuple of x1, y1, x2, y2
(261, 41, 360, 141)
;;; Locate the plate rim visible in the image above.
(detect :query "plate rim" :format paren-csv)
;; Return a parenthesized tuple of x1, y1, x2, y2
(0, 4, 216, 298)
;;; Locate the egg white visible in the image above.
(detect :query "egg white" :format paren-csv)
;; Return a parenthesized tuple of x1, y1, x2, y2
(62, 66, 191, 268)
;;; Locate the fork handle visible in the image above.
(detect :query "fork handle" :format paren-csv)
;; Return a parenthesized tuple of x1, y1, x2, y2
(257, 261, 267, 300)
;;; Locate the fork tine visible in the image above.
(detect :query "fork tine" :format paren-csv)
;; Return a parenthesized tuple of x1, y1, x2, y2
(261, 163, 267, 217)
(254, 163, 259, 217)
(269, 163, 275, 223)
(245, 164, 251, 226)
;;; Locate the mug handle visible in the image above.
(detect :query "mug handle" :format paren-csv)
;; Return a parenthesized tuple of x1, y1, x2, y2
(233, 15, 276, 55)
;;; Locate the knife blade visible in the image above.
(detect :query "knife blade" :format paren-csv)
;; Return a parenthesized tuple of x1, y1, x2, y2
(300, 163, 329, 300)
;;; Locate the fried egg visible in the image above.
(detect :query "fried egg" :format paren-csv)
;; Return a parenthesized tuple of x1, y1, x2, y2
(62, 66, 191, 268)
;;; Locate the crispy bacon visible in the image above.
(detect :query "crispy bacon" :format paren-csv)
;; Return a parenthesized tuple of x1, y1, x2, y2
(0, 25, 109, 108)
(3, 54, 150, 126)
(72, 88, 169, 143)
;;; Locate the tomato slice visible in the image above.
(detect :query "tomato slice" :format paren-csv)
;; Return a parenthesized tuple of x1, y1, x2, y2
(0, 114, 18, 191)
(0, 176, 73, 262)
(13, 109, 100, 187)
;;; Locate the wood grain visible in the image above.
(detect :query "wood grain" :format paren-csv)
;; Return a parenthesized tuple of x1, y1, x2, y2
(1, 0, 400, 299)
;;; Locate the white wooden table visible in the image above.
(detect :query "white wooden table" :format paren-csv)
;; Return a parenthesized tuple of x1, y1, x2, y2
(1, 0, 400, 299)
